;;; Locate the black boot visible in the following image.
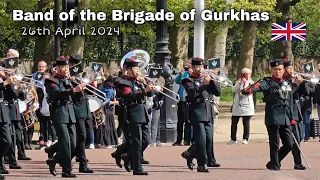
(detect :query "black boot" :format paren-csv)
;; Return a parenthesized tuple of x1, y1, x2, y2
(9, 164, 21, 169)
(133, 170, 148, 175)
(44, 147, 54, 159)
(141, 159, 150, 164)
(18, 156, 31, 160)
(46, 159, 56, 176)
(197, 166, 209, 172)
(0, 174, 4, 179)
(208, 162, 221, 167)
(62, 171, 76, 178)
(266, 161, 280, 171)
(294, 164, 306, 170)
(0, 168, 8, 174)
(121, 155, 131, 172)
(79, 166, 94, 173)
(111, 151, 122, 168)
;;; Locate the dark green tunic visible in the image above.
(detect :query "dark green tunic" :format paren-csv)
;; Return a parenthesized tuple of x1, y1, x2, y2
(45, 76, 76, 124)
(243, 77, 294, 126)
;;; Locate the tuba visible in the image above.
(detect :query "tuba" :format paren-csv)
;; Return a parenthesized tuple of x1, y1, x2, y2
(120, 49, 150, 72)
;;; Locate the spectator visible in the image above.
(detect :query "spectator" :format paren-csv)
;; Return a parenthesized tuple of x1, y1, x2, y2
(228, 68, 255, 145)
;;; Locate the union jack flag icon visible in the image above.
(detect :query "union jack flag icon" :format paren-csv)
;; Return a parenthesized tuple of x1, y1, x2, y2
(271, 23, 306, 41)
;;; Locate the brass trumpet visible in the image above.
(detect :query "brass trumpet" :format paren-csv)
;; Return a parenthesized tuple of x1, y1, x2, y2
(201, 69, 233, 87)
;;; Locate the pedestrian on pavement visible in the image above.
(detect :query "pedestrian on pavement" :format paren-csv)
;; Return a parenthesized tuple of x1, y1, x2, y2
(228, 68, 255, 145)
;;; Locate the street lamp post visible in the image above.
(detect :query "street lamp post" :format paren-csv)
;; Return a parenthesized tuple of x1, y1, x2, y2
(194, 0, 205, 58)
(155, 0, 177, 143)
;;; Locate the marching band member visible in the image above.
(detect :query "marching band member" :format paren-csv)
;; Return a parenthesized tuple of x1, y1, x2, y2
(113, 58, 153, 175)
(4, 49, 30, 169)
(22, 84, 39, 151)
(96, 76, 119, 148)
(68, 54, 94, 173)
(45, 56, 85, 178)
(0, 74, 15, 179)
(180, 57, 221, 172)
(283, 59, 308, 170)
(241, 59, 302, 170)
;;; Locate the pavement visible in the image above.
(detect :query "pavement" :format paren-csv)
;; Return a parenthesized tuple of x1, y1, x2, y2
(32, 102, 319, 144)
(4, 102, 320, 180)
(4, 139, 320, 180)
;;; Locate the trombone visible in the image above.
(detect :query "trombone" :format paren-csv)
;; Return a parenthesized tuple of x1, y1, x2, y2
(201, 69, 233, 87)
(0, 67, 44, 88)
(141, 75, 180, 103)
(292, 71, 320, 84)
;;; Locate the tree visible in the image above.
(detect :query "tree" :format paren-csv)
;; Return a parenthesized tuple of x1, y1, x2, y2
(64, 0, 90, 57)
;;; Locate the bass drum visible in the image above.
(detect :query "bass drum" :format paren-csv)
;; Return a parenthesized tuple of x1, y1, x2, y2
(18, 100, 28, 113)
(88, 96, 102, 112)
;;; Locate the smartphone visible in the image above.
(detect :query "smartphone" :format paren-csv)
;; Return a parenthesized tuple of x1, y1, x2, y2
(244, 73, 249, 80)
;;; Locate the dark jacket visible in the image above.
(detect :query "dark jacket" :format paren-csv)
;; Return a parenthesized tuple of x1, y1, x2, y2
(45, 75, 76, 124)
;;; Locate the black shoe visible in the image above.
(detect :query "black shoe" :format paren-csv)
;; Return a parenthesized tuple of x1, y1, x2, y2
(187, 157, 194, 171)
(294, 164, 306, 170)
(141, 159, 150, 164)
(44, 147, 54, 159)
(9, 164, 21, 169)
(172, 142, 182, 146)
(121, 155, 131, 172)
(0, 174, 4, 179)
(266, 162, 280, 171)
(181, 151, 191, 159)
(111, 152, 122, 168)
(197, 166, 209, 172)
(18, 156, 31, 160)
(46, 159, 56, 176)
(79, 167, 94, 173)
(208, 162, 221, 167)
(0, 168, 8, 174)
(183, 141, 190, 146)
(62, 171, 76, 178)
(75, 157, 89, 163)
(133, 171, 148, 175)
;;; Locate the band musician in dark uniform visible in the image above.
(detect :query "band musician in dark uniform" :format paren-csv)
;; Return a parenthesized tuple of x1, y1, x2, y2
(68, 54, 94, 173)
(5, 71, 27, 170)
(111, 61, 150, 172)
(283, 59, 308, 170)
(242, 59, 303, 170)
(45, 56, 85, 178)
(0, 74, 15, 179)
(180, 57, 221, 172)
(113, 58, 153, 175)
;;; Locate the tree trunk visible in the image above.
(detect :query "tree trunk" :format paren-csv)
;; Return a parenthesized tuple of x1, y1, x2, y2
(272, 0, 300, 63)
(237, 21, 258, 78)
(32, 0, 54, 72)
(64, 0, 90, 56)
(205, 25, 229, 67)
(168, 22, 189, 70)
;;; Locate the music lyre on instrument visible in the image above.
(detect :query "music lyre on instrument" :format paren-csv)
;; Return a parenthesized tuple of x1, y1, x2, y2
(120, 49, 180, 102)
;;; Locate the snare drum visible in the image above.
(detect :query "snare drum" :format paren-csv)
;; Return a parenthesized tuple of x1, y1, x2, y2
(92, 107, 105, 127)
(88, 96, 102, 112)
(22, 110, 37, 129)
(18, 100, 28, 113)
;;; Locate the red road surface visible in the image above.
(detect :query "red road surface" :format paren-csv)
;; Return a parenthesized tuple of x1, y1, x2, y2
(4, 140, 320, 180)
